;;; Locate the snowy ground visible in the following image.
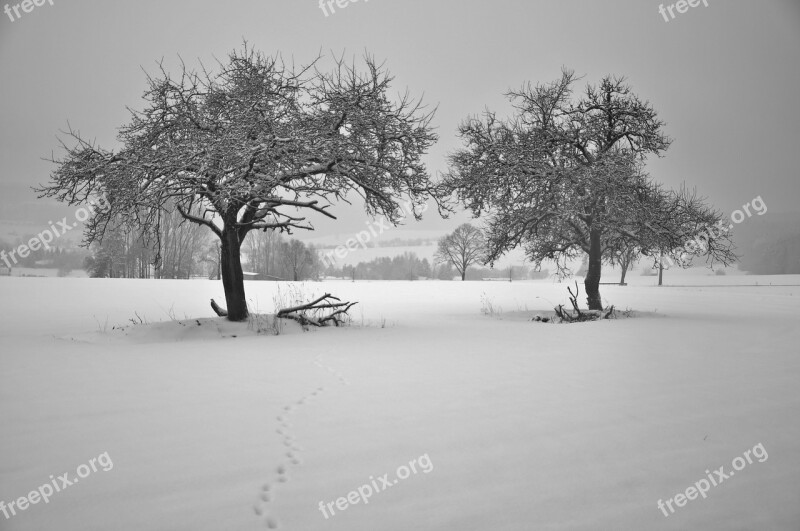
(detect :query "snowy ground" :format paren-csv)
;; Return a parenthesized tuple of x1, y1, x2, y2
(1, 275, 799, 530)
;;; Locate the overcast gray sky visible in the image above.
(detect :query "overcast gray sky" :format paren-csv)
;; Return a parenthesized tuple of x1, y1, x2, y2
(1, 0, 798, 238)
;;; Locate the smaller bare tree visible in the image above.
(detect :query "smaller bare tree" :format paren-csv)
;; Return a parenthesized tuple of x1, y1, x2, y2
(435, 223, 485, 281)
(611, 246, 639, 285)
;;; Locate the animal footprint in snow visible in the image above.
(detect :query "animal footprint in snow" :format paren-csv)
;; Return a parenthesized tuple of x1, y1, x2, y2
(282, 439, 301, 450)
(265, 516, 279, 528)
(276, 465, 289, 482)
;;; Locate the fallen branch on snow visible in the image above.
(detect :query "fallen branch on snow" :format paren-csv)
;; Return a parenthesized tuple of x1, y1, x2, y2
(211, 294, 356, 327)
(277, 293, 357, 327)
(554, 282, 614, 323)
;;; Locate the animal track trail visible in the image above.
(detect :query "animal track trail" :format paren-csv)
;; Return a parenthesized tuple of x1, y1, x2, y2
(252, 355, 350, 528)
(313, 354, 351, 386)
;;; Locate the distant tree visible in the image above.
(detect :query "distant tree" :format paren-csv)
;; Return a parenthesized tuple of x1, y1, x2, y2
(442, 70, 735, 309)
(419, 257, 432, 279)
(341, 252, 434, 280)
(155, 203, 210, 279)
(201, 241, 221, 280)
(396, 251, 418, 280)
(83, 254, 109, 278)
(528, 268, 550, 280)
(244, 229, 284, 279)
(83, 231, 129, 278)
(575, 255, 589, 277)
(39, 45, 438, 320)
(304, 243, 323, 281)
(53, 248, 89, 277)
(612, 246, 639, 284)
(435, 223, 486, 281)
(281, 239, 318, 281)
(83, 244, 114, 277)
(434, 262, 456, 280)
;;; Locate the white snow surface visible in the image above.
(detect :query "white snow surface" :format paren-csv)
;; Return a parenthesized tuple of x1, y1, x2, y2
(1, 275, 799, 530)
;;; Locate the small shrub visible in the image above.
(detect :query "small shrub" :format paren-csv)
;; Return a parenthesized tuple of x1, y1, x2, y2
(480, 292, 502, 316)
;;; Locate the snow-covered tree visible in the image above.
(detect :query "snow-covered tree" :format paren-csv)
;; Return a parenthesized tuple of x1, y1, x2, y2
(442, 70, 735, 309)
(39, 45, 438, 320)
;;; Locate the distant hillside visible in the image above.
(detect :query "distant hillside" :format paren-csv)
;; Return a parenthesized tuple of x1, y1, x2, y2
(733, 212, 800, 274)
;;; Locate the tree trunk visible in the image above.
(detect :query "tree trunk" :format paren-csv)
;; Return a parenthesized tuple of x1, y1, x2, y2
(461, 270, 466, 281)
(620, 263, 628, 285)
(216, 243, 221, 280)
(220, 225, 248, 321)
(584, 228, 603, 310)
(658, 260, 663, 286)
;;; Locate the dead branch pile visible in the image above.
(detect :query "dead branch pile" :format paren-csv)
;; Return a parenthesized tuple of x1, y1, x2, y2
(554, 282, 615, 323)
(276, 293, 357, 327)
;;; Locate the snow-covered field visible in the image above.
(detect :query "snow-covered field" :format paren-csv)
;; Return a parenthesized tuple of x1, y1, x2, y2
(1, 275, 799, 530)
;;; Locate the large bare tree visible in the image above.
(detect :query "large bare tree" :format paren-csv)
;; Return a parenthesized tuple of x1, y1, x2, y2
(434, 223, 485, 281)
(39, 45, 438, 320)
(441, 70, 735, 309)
